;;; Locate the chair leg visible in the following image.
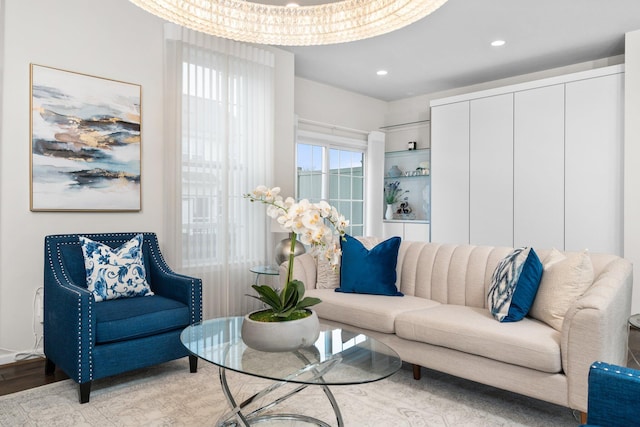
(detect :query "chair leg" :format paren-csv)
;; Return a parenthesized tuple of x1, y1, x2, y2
(189, 355, 198, 373)
(44, 358, 56, 375)
(79, 382, 91, 404)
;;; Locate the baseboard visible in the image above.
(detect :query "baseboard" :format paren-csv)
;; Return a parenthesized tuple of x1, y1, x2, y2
(0, 347, 44, 366)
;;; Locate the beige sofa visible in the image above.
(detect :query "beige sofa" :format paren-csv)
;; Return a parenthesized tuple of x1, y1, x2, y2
(281, 240, 633, 413)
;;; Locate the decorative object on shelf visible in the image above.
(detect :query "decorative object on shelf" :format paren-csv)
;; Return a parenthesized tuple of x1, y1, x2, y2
(385, 204, 394, 220)
(385, 181, 409, 205)
(408, 141, 417, 150)
(397, 201, 412, 215)
(274, 233, 306, 265)
(30, 64, 141, 212)
(388, 165, 402, 177)
(243, 186, 348, 351)
(129, 0, 449, 47)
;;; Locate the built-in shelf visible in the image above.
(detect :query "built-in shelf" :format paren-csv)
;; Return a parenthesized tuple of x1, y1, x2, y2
(384, 149, 430, 222)
(379, 119, 430, 130)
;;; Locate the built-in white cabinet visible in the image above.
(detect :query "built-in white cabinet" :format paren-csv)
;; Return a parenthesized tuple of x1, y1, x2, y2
(513, 84, 566, 250)
(564, 73, 624, 255)
(469, 94, 514, 247)
(430, 65, 624, 255)
(431, 102, 469, 244)
(382, 221, 430, 242)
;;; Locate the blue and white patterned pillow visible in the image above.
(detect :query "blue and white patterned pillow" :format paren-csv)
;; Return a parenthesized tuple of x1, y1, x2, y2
(79, 234, 153, 302)
(487, 247, 543, 322)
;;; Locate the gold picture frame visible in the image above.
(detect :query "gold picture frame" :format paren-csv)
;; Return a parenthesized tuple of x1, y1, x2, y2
(30, 64, 142, 212)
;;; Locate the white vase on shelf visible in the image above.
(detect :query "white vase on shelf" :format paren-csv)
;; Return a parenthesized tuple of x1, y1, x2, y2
(385, 204, 394, 220)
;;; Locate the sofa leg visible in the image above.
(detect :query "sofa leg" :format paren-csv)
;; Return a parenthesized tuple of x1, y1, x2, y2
(189, 355, 198, 373)
(44, 358, 56, 375)
(579, 411, 587, 424)
(412, 364, 421, 380)
(79, 382, 91, 404)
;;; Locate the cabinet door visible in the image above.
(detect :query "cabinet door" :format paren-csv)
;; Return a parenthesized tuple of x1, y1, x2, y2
(404, 222, 430, 242)
(565, 73, 624, 255)
(469, 94, 514, 247)
(382, 222, 404, 240)
(514, 85, 565, 250)
(431, 101, 470, 244)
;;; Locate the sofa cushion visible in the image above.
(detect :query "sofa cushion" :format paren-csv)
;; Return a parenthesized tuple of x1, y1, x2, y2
(94, 295, 190, 344)
(308, 288, 439, 334)
(530, 249, 594, 331)
(395, 305, 561, 373)
(79, 233, 153, 302)
(336, 234, 402, 296)
(487, 247, 543, 322)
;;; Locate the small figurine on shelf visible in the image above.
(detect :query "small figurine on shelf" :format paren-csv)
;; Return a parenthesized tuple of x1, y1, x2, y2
(408, 141, 417, 150)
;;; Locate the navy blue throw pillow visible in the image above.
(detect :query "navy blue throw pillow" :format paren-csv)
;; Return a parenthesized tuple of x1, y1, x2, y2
(336, 234, 403, 296)
(488, 247, 543, 322)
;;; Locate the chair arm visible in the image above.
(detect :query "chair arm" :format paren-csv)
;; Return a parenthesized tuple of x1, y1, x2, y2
(146, 247, 202, 324)
(582, 361, 640, 427)
(561, 258, 633, 412)
(43, 271, 95, 384)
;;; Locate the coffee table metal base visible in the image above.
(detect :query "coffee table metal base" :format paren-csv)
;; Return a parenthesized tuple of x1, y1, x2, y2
(216, 354, 344, 426)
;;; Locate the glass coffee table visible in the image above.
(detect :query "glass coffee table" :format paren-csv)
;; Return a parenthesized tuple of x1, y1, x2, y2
(180, 317, 402, 426)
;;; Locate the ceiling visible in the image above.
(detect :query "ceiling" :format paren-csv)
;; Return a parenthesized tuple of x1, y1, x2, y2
(281, 0, 640, 101)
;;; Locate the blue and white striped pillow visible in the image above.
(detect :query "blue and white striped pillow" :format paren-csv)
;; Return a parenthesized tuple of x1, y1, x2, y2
(487, 247, 543, 322)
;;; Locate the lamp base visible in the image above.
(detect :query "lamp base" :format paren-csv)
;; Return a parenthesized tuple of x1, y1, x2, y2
(274, 233, 306, 265)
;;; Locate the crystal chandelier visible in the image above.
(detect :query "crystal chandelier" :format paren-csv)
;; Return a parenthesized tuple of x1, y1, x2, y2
(129, 0, 449, 46)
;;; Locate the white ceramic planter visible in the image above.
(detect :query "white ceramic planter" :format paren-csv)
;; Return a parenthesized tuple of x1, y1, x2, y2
(241, 310, 320, 352)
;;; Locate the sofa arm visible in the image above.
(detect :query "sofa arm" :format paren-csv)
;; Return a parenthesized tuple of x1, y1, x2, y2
(561, 257, 633, 412)
(278, 253, 317, 290)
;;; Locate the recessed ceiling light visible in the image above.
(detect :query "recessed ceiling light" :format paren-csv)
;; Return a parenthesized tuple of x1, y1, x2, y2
(286, 2, 299, 7)
(377, 70, 388, 76)
(491, 40, 506, 47)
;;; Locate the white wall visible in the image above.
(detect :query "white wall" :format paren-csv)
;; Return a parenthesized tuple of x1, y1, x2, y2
(0, 0, 167, 361)
(295, 77, 387, 133)
(0, 0, 295, 362)
(625, 29, 640, 314)
(386, 55, 625, 126)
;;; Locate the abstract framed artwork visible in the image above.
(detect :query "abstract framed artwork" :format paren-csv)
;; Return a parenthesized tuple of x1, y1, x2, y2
(30, 64, 142, 212)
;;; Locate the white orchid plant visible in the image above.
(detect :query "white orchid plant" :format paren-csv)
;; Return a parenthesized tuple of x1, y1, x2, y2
(244, 185, 349, 321)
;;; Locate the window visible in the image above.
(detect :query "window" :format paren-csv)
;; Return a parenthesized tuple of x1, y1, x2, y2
(297, 135, 366, 236)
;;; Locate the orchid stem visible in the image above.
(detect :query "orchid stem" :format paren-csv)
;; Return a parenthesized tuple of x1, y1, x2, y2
(287, 233, 296, 285)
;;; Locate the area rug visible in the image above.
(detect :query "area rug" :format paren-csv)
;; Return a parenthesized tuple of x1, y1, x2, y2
(0, 358, 578, 426)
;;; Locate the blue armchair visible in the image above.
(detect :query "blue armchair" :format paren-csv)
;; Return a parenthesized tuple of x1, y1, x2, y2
(43, 232, 202, 403)
(581, 361, 640, 426)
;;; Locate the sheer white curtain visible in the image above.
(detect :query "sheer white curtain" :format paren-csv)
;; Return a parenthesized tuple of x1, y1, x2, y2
(164, 24, 275, 318)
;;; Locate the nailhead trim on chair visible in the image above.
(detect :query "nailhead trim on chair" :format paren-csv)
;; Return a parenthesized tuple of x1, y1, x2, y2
(593, 364, 640, 378)
(46, 236, 93, 383)
(46, 232, 202, 384)
(146, 235, 203, 323)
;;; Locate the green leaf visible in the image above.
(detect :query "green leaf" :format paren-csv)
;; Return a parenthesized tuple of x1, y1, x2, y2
(250, 285, 282, 310)
(290, 280, 306, 298)
(295, 296, 321, 310)
(281, 283, 299, 310)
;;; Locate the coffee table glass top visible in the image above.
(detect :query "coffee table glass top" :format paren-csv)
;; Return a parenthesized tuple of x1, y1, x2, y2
(180, 317, 402, 386)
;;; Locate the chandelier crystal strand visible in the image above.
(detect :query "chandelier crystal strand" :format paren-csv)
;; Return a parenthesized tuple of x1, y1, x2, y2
(130, 0, 448, 46)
